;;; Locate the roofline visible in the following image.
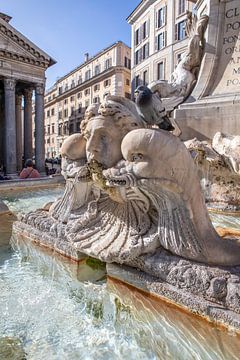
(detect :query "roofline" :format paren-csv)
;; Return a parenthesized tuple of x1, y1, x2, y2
(45, 65, 130, 101)
(126, 0, 145, 22)
(0, 12, 12, 23)
(0, 16, 56, 67)
(54, 40, 130, 85)
(127, 0, 157, 24)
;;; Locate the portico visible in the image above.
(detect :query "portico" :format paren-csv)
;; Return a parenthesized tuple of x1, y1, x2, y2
(0, 12, 56, 176)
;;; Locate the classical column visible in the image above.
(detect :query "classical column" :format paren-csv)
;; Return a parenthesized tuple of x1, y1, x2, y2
(35, 83, 45, 174)
(24, 88, 33, 161)
(4, 78, 17, 176)
(16, 93, 23, 172)
(0, 88, 4, 168)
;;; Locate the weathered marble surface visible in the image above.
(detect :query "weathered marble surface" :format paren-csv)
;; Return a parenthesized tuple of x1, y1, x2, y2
(134, 12, 208, 136)
(185, 132, 240, 211)
(13, 5, 240, 329)
(107, 263, 240, 332)
(0, 200, 9, 214)
(175, 0, 240, 140)
(17, 94, 240, 268)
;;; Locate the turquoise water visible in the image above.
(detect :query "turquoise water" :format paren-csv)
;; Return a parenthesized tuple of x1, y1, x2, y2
(0, 187, 240, 359)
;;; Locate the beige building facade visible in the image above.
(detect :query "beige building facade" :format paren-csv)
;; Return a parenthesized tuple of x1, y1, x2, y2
(43, 41, 131, 158)
(127, 0, 194, 92)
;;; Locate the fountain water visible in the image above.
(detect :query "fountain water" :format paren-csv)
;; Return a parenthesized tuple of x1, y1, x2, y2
(0, 188, 240, 359)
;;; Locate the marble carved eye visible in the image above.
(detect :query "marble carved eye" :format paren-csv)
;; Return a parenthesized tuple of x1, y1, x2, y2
(132, 153, 143, 162)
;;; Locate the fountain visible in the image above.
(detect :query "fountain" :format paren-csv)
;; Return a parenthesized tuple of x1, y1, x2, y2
(12, 9, 240, 332)
(1, 194, 240, 358)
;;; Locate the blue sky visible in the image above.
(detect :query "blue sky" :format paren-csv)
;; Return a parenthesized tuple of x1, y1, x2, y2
(1, 0, 140, 89)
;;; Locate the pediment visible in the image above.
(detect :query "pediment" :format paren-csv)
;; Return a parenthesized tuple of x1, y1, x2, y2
(0, 16, 56, 68)
(0, 32, 37, 61)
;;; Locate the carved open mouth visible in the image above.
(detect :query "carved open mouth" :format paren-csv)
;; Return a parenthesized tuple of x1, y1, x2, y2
(106, 178, 127, 186)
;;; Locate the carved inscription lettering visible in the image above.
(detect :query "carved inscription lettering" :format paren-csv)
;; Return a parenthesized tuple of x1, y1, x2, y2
(222, 5, 240, 87)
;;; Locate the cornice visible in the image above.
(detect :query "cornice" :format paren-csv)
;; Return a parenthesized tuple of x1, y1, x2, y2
(45, 66, 130, 107)
(0, 49, 48, 68)
(0, 18, 56, 68)
(55, 41, 130, 84)
(127, 0, 157, 24)
(0, 12, 12, 23)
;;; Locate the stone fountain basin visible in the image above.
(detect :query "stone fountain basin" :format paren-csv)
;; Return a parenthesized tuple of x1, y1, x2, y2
(12, 220, 240, 333)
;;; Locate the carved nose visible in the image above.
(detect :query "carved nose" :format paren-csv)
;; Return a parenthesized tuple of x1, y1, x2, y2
(87, 137, 99, 153)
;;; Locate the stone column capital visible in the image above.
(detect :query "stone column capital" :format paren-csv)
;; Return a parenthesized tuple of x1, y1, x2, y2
(4, 78, 16, 91)
(35, 83, 45, 95)
(24, 88, 33, 101)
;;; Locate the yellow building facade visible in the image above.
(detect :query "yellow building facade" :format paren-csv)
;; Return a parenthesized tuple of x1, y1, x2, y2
(42, 41, 131, 158)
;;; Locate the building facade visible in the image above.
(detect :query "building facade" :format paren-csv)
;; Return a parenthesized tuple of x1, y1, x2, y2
(127, 0, 194, 93)
(0, 12, 55, 175)
(42, 41, 131, 158)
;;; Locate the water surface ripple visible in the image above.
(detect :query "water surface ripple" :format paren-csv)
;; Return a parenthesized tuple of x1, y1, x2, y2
(0, 187, 240, 359)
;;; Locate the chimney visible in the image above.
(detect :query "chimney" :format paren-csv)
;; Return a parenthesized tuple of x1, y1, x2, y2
(84, 53, 89, 62)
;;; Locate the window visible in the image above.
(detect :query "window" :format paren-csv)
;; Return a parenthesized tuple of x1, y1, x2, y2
(48, 96, 51, 102)
(126, 79, 130, 86)
(156, 6, 167, 28)
(143, 21, 147, 39)
(64, 109, 68, 118)
(63, 123, 68, 135)
(95, 65, 101, 75)
(135, 28, 140, 45)
(104, 79, 111, 87)
(71, 80, 75, 89)
(78, 104, 82, 113)
(70, 95, 74, 102)
(47, 125, 50, 134)
(93, 96, 100, 104)
(177, 53, 183, 64)
(52, 124, 55, 133)
(178, 0, 185, 15)
(58, 111, 62, 120)
(142, 43, 149, 60)
(64, 99, 68, 105)
(78, 76, 82, 85)
(157, 61, 164, 80)
(58, 87, 62, 95)
(85, 70, 91, 81)
(135, 49, 141, 65)
(94, 84, 100, 91)
(105, 58, 112, 70)
(156, 32, 166, 50)
(85, 100, 90, 108)
(84, 88, 90, 96)
(135, 75, 140, 88)
(175, 21, 186, 41)
(77, 92, 82, 99)
(51, 108, 55, 116)
(64, 84, 68, 92)
(124, 57, 131, 69)
(143, 70, 148, 85)
(69, 123, 74, 135)
(47, 110, 50, 117)
(71, 106, 74, 115)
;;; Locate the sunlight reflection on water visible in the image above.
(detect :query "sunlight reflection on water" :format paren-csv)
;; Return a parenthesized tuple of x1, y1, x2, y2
(0, 187, 239, 359)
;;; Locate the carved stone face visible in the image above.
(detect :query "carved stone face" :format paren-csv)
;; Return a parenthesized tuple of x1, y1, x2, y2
(83, 117, 122, 168)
